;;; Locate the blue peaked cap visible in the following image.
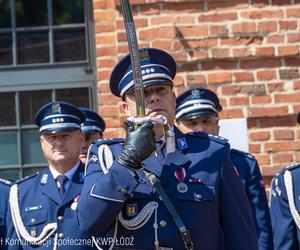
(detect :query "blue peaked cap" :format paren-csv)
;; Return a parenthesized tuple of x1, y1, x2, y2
(35, 101, 85, 135)
(79, 107, 105, 135)
(110, 48, 176, 98)
(176, 88, 222, 121)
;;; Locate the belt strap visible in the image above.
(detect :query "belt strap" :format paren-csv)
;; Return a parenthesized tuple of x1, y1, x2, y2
(144, 170, 194, 250)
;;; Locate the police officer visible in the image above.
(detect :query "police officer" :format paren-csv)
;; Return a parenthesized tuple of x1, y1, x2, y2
(175, 87, 273, 250)
(0, 178, 12, 250)
(77, 48, 258, 250)
(6, 101, 97, 249)
(270, 112, 300, 249)
(78, 107, 105, 165)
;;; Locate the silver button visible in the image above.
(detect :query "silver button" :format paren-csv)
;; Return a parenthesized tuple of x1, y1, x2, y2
(159, 220, 167, 227)
(58, 216, 64, 222)
(194, 193, 202, 201)
(120, 188, 128, 195)
(30, 218, 35, 223)
(58, 233, 64, 239)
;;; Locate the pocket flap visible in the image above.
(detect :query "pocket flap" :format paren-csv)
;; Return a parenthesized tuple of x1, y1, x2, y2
(23, 209, 48, 226)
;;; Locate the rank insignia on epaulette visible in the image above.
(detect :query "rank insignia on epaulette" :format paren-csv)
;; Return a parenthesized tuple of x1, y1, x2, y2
(177, 138, 187, 150)
(126, 203, 138, 218)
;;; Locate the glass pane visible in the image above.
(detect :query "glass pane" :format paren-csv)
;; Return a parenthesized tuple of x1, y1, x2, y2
(23, 167, 46, 178)
(0, 169, 19, 181)
(56, 88, 89, 107)
(15, 0, 47, 27)
(0, 33, 12, 65)
(54, 28, 86, 62)
(0, 131, 18, 165)
(17, 31, 49, 64)
(0, 92, 15, 126)
(21, 130, 46, 165)
(0, 0, 11, 28)
(53, 0, 84, 25)
(20, 90, 52, 125)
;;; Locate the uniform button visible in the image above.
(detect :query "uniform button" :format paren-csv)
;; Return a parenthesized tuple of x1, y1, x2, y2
(194, 193, 202, 201)
(58, 233, 64, 239)
(30, 218, 35, 223)
(159, 220, 167, 227)
(120, 188, 128, 195)
(58, 216, 64, 222)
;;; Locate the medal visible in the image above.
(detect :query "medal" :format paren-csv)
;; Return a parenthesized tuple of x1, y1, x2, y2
(174, 167, 188, 193)
(177, 182, 188, 193)
(71, 194, 80, 211)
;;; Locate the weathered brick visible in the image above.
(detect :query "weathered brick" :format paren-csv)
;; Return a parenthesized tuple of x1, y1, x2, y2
(278, 46, 299, 57)
(250, 131, 270, 141)
(256, 70, 277, 80)
(176, 25, 209, 37)
(94, 10, 116, 21)
(211, 48, 230, 59)
(265, 142, 300, 152)
(275, 93, 300, 103)
(272, 153, 294, 164)
(186, 74, 206, 85)
(294, 80, 300, 90)
(234, 72, 254, 82)
(96, 34, 116, 45)
(219, 108, 244, 119)
(288, 34, 300, 43)
(198, 13, 237, 22)
(249, 144, 261, 154)
(267, 34, 285, 43)
(140, 27, 176, 40)
(183, 38, 218, 49)
(279, 21, 298, 31)
(232, 23, 257, 35)
(221, 37, 262, 46)
(99, 95, 120, 105)
(255, 155, 270, 165)
(95, 23, 116, 33)
(248, 107, 289, 117)
(230, 96, 249, 106)
(240, 59, 281, 69)
(162, 2, 204, 13)
(232, 48, 253, 58)
(202, 60, 237, 70)
(255, 47, 274, 57)
(241, 10, 284, 19)
(286, 58, 300, 67)
(286, 7, 300, 18)
(140, 4, 160, 15)
(267, 82, 285, 93)
(258, 22, 278, 34)
(274, 129, 295, 140)
(251, 95, 272, 104)
(279, 69, 299, 80)
(207, 72, 232, 84)
(210, 25, 228, 37)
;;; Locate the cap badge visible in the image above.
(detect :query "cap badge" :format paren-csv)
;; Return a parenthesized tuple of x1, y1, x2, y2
(52, 103, 62, 113)
(191, 89, 200, 98)
(139, 49, 149, 60)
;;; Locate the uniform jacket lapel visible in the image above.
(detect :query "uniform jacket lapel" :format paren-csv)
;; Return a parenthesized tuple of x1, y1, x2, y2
(40, 168, 61, 205)
(61, 163, 84, 207)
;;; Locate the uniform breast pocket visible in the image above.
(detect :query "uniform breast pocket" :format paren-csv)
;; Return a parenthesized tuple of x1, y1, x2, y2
(132, 183, 153, 199)
(176, 183, 217, 230)
(23, 209, 48, 236)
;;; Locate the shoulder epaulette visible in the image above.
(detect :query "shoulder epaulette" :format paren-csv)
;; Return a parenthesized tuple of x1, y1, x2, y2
(15, 173, 39, 184)
(284, 162, 300, 171)
(0, 178, 12, 186)
(231, 148, 255, 160)
(93, 138, 125, 146)
(188, 132, 228, 145)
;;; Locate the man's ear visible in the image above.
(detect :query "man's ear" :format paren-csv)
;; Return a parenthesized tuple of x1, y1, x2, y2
(122, 101, 130, 115)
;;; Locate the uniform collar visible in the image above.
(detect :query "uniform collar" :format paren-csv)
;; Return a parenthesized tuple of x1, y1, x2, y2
(49, 161, 80, 180)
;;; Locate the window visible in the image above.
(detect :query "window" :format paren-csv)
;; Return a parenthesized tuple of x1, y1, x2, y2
(0, 0, 97, 181)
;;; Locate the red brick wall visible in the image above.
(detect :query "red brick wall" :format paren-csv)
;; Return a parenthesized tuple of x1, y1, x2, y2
(93, 0, 300, 187)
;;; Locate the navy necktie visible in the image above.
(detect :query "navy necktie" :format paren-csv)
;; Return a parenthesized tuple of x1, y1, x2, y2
(56, 175, 67, 197)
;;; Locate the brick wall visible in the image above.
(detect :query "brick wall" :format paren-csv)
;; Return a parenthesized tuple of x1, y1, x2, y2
(93, 0, 300, 187)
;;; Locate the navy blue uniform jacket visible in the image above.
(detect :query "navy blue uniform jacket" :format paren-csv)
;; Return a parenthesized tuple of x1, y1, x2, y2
(77, 130, 258, 250)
